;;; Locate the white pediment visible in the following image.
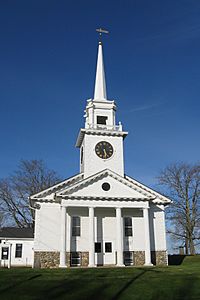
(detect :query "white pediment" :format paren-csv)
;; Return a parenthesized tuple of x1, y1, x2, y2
(30, 169, 171, 204)
(57, 169, 154, 200)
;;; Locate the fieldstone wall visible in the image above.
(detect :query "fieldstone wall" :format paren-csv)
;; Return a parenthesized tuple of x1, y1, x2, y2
(66, 252, 71, 267)
(133, 251, 145, 266)
(81, 252, 89, 266)
(151, 251, 168, 266)
(35, 251, 169, 268)
(34, 251, 60, 268)
(34, 251, 89, 268)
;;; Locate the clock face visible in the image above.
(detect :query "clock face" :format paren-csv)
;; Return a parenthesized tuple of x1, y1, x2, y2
(95, 141, 113, 159)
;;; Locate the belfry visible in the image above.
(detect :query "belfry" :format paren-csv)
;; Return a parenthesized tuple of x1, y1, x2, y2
(31, 37, 171, 268)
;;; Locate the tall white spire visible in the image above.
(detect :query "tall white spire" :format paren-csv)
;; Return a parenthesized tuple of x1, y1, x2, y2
(94, 42, 107, 101)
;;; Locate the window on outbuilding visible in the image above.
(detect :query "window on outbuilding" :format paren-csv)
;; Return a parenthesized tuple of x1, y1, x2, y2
(1, 247, 9, 260)
(72, 216, 81, 236)
(97, 116, 107, 125)
(124, 217, 133, 237)
(15, 244, 23, 258)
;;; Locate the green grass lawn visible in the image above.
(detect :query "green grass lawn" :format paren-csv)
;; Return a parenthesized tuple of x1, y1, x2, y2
(0, 256, 200, 300)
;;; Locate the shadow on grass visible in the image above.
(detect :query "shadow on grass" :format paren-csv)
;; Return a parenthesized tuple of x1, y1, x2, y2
(175, 276, 197, 300)
(42, 278, 110, 300)
(152, 274, 198, 300)
(43, 268, 164, 300)
(111, 267, 166, 300)
(0, 274, 42, 295)
(111, 269, 147, 300)
(1, 265, 199, 300)
(168, 255, 186, 265)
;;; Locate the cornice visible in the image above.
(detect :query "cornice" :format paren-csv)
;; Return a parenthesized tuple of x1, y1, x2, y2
(30, 173, 83, 200)
(125, 175, 172, 204)
(75, 128, 128, 148)
(60, 195, 153, 201)
(32, 194, 166, 205)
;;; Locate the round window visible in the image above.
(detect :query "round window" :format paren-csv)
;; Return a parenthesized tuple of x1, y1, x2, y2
(102, 182, 110, 191)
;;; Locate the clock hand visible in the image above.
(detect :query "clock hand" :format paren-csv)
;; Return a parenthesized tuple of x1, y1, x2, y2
(103, 148, 107, 158)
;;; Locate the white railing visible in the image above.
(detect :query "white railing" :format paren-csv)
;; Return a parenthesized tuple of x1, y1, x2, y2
(86, 123, 122, 131)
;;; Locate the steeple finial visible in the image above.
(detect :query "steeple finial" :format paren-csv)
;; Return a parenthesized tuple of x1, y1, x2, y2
(94, 28, 109, 101)
(96, 28, 109, 43)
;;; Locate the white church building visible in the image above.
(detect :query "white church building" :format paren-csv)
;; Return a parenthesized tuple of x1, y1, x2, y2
(30, 40, 171, 268)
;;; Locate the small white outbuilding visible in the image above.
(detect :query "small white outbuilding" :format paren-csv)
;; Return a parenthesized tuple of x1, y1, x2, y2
(0, 227, 34, 268)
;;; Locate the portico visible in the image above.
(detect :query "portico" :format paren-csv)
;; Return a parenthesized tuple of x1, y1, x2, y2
(59, 199, 152, 268)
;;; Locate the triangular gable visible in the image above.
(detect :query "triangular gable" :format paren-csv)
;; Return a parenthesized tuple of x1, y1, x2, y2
(30, 173, 83, 200)
(30, 169, 172, 205)
(57, 169, 155, 200)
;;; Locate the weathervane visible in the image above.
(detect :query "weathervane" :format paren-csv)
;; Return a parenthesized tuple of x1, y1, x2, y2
(96, 28, 109, 42)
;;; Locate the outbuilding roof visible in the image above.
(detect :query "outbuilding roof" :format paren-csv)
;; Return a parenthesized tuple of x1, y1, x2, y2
(0, 227, 34, 239)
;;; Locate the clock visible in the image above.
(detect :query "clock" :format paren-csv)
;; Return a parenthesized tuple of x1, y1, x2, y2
(95, 141, 113, 159)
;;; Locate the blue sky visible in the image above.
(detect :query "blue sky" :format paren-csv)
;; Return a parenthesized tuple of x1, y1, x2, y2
(0, 0, 200, 188)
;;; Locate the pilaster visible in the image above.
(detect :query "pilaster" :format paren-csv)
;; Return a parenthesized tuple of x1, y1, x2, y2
(59, 205, 67, 268)
(88, 207, 95, 267)
(143, 207, 153, 266)
(116, 207, 124, 266)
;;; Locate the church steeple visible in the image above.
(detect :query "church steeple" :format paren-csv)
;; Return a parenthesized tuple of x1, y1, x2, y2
(76, 38, 128, 177)
(94, 42, 107, 101)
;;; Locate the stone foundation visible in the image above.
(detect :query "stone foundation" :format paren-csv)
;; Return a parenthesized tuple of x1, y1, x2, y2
(34, 251, 168, 268)
(34, 251, 60, 268)
(66, 252, 71, 267)
(34, 251, 89, 268)
(81, 252, 89, 266)
(133, 251, 145, 266)
(151, 251, 168, 266)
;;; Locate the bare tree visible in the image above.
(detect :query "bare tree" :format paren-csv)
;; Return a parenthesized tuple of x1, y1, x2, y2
(158, 162, 200, 255)
(0, 212, 4, 228)
(0, 160, 61, 228)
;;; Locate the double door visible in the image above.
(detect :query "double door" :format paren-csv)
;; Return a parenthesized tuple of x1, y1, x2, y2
(95, 241, 115, 265)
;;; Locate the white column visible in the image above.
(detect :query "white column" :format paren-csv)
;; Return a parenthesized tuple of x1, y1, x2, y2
(116, 207, 124, 266)
(143, 207, 153, 266)
(8, 243, 12, 269)
(88, 207, 95, 267)
(161, 204, 168, 265)
(66, 210, 71, 253)
(59, 206, 67, 268)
